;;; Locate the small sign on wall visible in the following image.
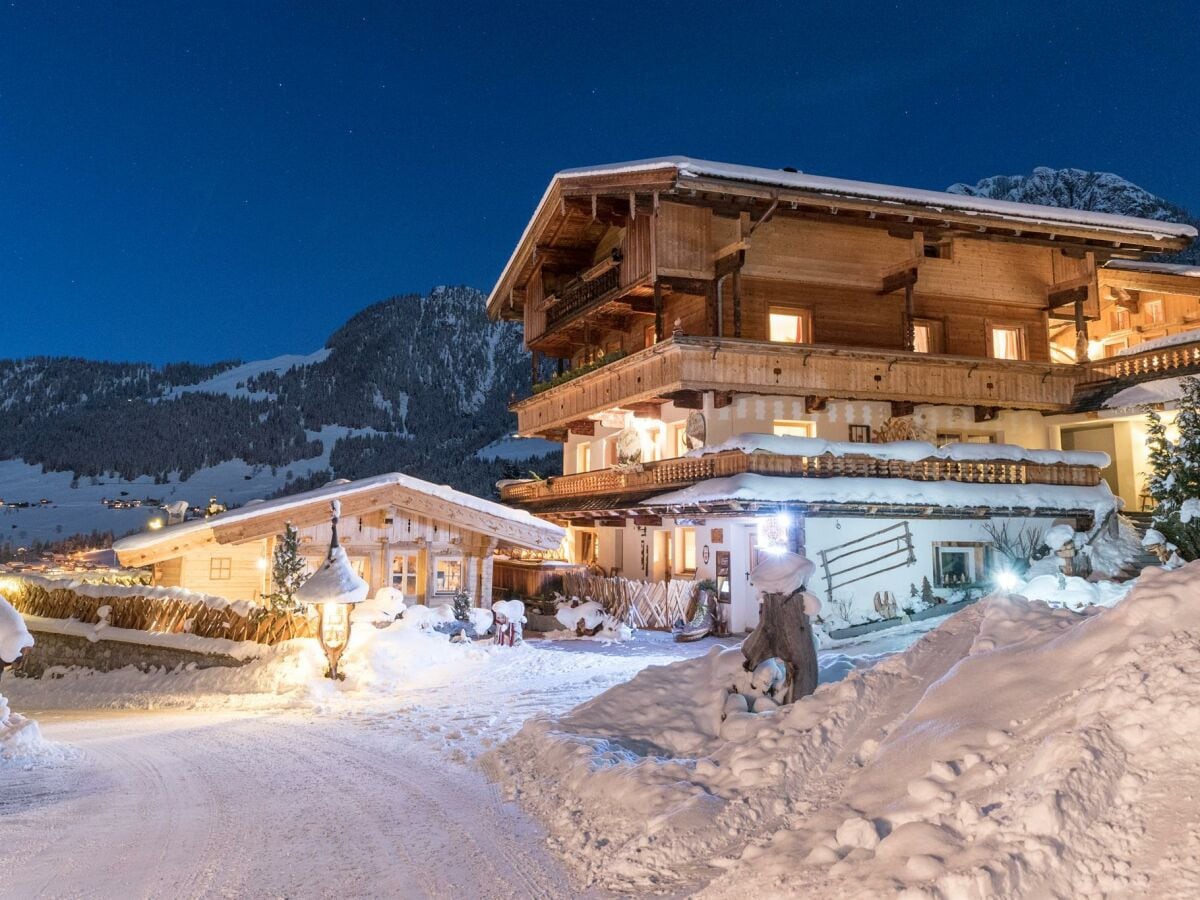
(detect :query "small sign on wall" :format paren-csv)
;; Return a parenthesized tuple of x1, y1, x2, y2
(711, 527, 724, 544)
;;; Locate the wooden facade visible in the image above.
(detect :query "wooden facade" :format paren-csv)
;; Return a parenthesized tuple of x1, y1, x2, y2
(113, 474, 565, 606)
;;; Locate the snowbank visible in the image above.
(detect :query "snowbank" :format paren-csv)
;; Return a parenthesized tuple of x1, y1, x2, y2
(0, 593, 34, 664)
(488, 564, 1200, 896)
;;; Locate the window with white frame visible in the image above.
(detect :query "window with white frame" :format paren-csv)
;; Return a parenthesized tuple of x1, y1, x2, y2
(932, 542, 992, 587)
(668, 421, 689, 458)
(435, 557, 463, 593)
(1144, 299, 1165, 324)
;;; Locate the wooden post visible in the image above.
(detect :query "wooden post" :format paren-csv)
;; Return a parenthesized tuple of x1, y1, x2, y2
(1074, 295, 1089, 363)
(653, 280, 664, 343)
(732, 264, 742, 338)
(903, 282, 916, 352)
(530, 349, 540, 389)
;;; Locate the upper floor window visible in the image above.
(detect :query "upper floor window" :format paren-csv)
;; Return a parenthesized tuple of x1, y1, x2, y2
(912, 318, 943, 353)
(1110, 307, 1131, 331)
(1144, 299, 1165, 325)
(923, 240, 952, 260)
(643, 323, 657, 348)
(988, 324, 1026, 361)
(773, 420, 815, 438)
(209, 557, 232, 580)
(768, 307, 813, 344)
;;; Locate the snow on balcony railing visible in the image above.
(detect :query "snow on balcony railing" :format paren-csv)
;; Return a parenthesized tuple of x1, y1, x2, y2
(499, 446, 1101, 505)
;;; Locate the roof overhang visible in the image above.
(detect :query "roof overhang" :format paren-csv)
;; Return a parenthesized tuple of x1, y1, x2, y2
(114, 474, 566, 568)
(487, 156, 1197, 320)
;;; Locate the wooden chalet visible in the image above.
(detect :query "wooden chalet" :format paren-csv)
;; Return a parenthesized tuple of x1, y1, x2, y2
(113, 473, 564, 607)
(486, 157, 1198, 631)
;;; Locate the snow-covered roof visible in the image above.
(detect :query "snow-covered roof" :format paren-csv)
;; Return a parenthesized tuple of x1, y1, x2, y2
(559, 157, 1197, 240)
(1104, 259, 1200, 279)
(489, 156, 1194, 314)
(114, 472, 565, 560)
(1115, 329, 1200, 357)
(689, 433, 1111, 469)
(648, 473, 1117, 519)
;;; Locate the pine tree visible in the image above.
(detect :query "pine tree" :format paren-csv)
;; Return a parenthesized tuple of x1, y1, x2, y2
(452, 589, 472, 623)
(268, 523, 307, 613)
(920, 576, 936, 606)
(1146, 378, 1200, 560)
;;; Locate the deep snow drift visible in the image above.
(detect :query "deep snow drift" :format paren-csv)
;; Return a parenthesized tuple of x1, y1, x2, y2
(487, 564, 1200, 897)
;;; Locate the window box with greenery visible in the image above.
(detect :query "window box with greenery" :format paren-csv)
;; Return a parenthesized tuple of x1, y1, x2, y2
(532, 351, 627, 394)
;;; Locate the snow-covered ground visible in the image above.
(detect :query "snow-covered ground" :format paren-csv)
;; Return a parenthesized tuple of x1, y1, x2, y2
(488, 565, 1200, 897)
(0, 613, 928, 896)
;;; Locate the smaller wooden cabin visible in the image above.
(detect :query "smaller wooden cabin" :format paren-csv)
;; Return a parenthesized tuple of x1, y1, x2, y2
(113, 474, 565, 606)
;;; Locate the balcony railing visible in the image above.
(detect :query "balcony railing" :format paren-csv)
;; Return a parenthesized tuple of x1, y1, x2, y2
(1079, 340, 1200, 385)
(499, 448, 1100, 505)
(511, 336, 1084, 435)
(544, 261, 622, 330)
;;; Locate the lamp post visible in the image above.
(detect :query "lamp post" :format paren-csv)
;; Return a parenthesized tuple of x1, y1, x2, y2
(295, 499, 368, 680)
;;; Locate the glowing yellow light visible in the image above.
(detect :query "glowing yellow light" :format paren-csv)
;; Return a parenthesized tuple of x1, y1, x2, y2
(1086, 340, 1103, 360)
(147, 518, 164, 531)
(319, 601, 351, 653)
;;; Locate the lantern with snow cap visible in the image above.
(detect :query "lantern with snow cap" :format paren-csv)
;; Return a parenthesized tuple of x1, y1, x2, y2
(295, 500, 368, 680)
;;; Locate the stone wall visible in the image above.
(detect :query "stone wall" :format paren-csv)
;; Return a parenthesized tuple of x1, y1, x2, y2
(16, 629, 249, 678)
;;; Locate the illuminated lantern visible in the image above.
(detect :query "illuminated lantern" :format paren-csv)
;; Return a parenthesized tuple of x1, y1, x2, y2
(295, 500, 368, 680)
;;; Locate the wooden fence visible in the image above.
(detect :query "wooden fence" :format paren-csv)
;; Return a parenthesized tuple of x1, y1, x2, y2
(561, 571, 696, 630)
(3, 579, 316, 646)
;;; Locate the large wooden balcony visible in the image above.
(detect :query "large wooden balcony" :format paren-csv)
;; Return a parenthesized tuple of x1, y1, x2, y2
(512, 335, 1086, 437)
(499, 447, 1101, 514)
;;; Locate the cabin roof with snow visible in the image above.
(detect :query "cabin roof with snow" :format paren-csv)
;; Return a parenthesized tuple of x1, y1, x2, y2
(113, 472, 566, 568)
(487, 156, 1197, 318)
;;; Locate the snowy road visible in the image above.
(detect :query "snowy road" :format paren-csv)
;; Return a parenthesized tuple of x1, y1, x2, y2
(1, 708, 584, 899)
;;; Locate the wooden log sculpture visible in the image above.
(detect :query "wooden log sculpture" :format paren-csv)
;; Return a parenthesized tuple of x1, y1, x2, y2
(745, 552, 821, 704)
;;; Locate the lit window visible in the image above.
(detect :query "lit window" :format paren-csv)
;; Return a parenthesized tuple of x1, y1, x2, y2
(989, 325, 1026, 360)
(391, 554, 418, 598)
(644, 323, 657, 348)
(575, 442, 592, 473)
(768, 307, 812, 344)
(1144, 299, 1164, 324)
(772, 420, 815, 438)
(435, 558, 463, 593)
(209, 557, 232, 580)
(1110, 307, 1130, 331)
(913, 322, 932, 353)
(933, 542, 993, 588)
(675, 528, 697, 573)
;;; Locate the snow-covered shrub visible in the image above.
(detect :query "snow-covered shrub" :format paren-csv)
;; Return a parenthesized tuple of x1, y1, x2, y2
(552, 595, 632, 641)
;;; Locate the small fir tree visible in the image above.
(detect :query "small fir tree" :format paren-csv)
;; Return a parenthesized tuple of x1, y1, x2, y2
(452, 589, 472, 623)
(269, 523, 307, 613)
(920, 576, 936, 606)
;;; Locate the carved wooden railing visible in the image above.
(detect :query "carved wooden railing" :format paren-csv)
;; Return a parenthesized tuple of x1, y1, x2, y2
(544, 261, 622, 329)
(500, 448, 1100, 504)
(1079, 339, 1200, 385)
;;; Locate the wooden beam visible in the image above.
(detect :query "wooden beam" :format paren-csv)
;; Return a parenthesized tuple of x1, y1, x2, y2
(879, 266, 919, 295)
(627, 400, 665, 419)
(891, 400, 916, 418)
(664, 390, 705, 410)
(973, 406, 1000, 423)
(711, 390, 735, 409)
(732, 265, 743, 338)
(806, 396, 829, 413)
(566, 419, 595, 436)
(1046, 284, 1090, 309)
(633, 515, 662, 527)
(597, 518, 626, 527)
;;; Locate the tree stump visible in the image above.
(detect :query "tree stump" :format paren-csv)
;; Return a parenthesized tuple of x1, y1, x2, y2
(742, 590, 819, 703)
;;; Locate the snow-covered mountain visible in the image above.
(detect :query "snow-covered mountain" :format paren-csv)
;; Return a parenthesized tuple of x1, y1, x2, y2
(0, 286, 558, 546)
(948, 167, 1200, 263)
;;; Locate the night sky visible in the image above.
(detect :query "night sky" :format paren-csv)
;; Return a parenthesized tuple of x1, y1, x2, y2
(2, 2, 1197, 364)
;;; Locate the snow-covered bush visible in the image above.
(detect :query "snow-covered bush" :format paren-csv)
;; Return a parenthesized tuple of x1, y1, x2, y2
(552, 595, 632, 641)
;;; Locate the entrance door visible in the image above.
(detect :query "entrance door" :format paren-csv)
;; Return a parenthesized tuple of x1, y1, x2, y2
(652, 531, 673, 581)
(1061, 424, 1120, 497)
